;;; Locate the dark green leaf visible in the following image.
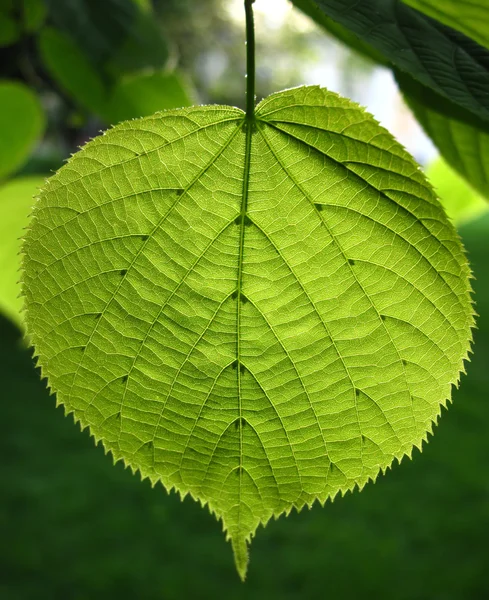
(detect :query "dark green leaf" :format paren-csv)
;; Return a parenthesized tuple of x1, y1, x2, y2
(403, 0, 489, 50)
(45, 0, 137, 64)
(399, 72, 489, 200)
(104, 9, 169, 77)
(24, 0, 47, 33)
(39, 28, 107, 115)
(0, 13, 20, 47)
(292, 0, 387, 65)
(293, 0, 489, 123)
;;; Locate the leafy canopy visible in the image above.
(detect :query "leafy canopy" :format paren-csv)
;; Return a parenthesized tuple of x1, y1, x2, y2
(22, 86, 473, 578)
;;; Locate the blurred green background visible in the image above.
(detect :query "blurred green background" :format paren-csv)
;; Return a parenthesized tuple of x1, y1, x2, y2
(1, 0, 488, 598)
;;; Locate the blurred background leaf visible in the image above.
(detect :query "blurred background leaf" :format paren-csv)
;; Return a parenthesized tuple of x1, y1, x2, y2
(426, 158, 488, 225)
(0, 80, 45, 180)
(39, 27, 107, 115)
(0, 1, 21, 48)
(0, 176, 45, 325)
(44, 0, 137, 64)
(104, 7, 170, 78)
(104, 71, 193, 123)
(24, 0, 48, 34)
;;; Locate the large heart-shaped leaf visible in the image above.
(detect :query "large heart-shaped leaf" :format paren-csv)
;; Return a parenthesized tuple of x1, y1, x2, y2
(290, 0, 489, 123)
(21, 86, 473, 578)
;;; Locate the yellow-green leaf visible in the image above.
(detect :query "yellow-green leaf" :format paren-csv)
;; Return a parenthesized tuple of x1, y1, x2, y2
(0, 176, 45, 324)
(21, 86, 473, 579)
(427, 158, 488, 225)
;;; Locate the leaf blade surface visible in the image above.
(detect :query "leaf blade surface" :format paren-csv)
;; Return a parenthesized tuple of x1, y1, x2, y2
(21, 86, 473, 578)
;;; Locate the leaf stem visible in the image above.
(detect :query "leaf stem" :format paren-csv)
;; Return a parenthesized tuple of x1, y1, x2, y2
(245, 0, 255, 121)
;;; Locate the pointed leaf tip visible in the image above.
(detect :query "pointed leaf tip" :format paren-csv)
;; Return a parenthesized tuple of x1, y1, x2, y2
(231, 535, 249, 581)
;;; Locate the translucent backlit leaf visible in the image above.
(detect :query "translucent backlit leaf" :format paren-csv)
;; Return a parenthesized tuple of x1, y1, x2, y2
(21, 86, 473, 579)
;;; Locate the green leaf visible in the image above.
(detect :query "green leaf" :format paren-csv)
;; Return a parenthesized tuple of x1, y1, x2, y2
(104, 9, 169, 78)
(291, 0, 388, 65)
(46, 0, 137, 64)
(291, 0, 489, 123)
(0, 176, 44, 324)
(402, 0, 489, 50)
(0, 80, 45, 180)
(0, 13, 20, 47)
(44, 0, 167, 79)
(104, 71, 193, 123)
(21, 86, 473, 579)
(39, 28, 107, 115)
(427, 158, 487, 226)
(399, 73, 489, 200)
(0, 0, 46, 41)
(23, 0, 47, 33)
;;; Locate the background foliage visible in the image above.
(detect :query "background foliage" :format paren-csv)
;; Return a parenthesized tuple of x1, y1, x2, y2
(1, 0, 488, 597)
